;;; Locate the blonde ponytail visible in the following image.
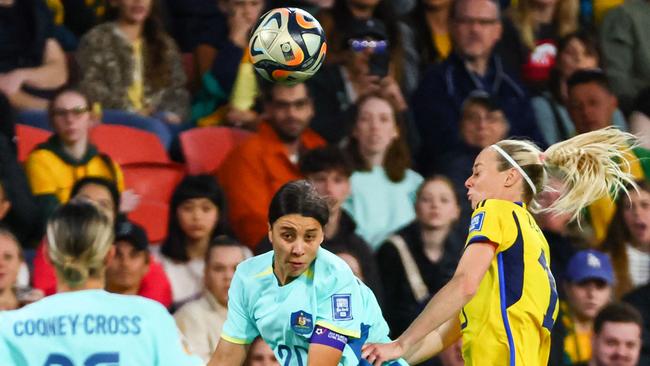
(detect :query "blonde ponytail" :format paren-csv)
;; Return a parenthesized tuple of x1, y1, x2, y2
(47, 201, 115, 289)
(541, 127, 638, 223)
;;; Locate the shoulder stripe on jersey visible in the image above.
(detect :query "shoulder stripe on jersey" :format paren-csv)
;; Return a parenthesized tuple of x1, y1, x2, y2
(221, 334, 254, 345)
(254, 266, 273, 278)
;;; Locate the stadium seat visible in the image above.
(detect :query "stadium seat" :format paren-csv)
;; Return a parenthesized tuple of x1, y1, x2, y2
(90, 124, 170, 165)
(121, 162, 186, 203)
(127, 200, 169, 244)
(180, 126, 253, 174)
(15, 124, 52, 162)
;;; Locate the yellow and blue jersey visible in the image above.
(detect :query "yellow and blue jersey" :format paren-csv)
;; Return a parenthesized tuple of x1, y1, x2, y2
(461, 199, 559, 366)
(0, 290, 202, 366)
(222, 247, 406, 366)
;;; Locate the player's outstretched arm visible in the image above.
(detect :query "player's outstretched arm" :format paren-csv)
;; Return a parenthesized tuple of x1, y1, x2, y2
(403, 317, 461, 365)
(207, 339, 247, 366)
(362, 243, 494, 366)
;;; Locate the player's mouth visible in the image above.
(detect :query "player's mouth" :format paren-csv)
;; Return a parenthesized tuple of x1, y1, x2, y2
(288, 261, 304, 271)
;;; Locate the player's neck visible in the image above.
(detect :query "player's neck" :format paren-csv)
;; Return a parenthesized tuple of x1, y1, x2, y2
(57, 277, 105, 292)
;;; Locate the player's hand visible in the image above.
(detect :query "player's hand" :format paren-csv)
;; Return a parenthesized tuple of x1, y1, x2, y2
(361, 340, 405, 366)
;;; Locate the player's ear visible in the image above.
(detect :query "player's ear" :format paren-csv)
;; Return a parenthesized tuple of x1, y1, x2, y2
(267, 223, 273, 243)
(504, 168, 520, 188)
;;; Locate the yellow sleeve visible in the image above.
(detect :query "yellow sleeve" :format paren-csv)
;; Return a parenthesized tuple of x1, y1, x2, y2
(25, 150, 59, 196)
(465, 200, 509, 249)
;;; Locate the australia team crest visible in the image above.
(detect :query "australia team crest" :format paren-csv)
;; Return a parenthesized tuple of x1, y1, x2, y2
(290, 310, 314, 335)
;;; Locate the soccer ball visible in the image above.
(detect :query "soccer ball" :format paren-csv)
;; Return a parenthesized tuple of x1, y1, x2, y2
(248, 7, 327, 85)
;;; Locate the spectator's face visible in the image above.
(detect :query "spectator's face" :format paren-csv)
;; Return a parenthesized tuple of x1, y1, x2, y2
(0, 234, 21, 293)
(423, 0, 452, 9)
(307, 170, 350, 212)
(460, 103, 509, 148)
(416, 179, 460, 230)
(558, 38, 598, 79)
(622, 188, 650, 247)
(564, 279, 611, 321)
(568, 82, 618, 134)
(592, 322, 642, 366)
(267, 84, 314, 143)
(177, 198, 219, 242)
(227, 0, 264, 24)
(337, 252, 363, 280)
(205, 246, 246, 307)
(270, 214, 323, 281)
(115, 0, 152, 24)
(73, 183, 117, 223)
(0, 0, 14, 8)
(451, 0, 502, 61)
(465, 148, 510, 209)
(247, 339, 280, 366)
(106, 241, 149, 293)
(353, 97, 398, 159)
(50, 91, 91, 146)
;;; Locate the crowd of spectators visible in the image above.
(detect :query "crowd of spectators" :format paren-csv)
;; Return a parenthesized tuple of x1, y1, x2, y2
(1, 0, 649, 365)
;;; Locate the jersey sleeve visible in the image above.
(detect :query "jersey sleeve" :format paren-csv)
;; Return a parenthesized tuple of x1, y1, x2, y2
(465, 200, 508, 248)
(314, 266, 363, 340)
(151, 304, 203, 366)
(220, 269, 259, 344)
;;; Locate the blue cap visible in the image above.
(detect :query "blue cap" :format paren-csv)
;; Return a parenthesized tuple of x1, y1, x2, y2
(566, 250, 614, 284)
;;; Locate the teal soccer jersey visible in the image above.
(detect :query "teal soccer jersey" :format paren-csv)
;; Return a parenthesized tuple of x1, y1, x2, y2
(222, 247, 407, 366)
(0, 290, 202, 366)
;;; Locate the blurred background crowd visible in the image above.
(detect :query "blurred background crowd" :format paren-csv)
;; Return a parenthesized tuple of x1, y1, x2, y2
(0, 0, 649, 365)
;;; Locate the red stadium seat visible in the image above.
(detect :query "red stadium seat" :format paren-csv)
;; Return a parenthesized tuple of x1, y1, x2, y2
(127, 200, 169, 244)
(15, 124, 52, 162)
(180, 126, 253, 174)
(121, 162, 186, 202)
(90, 124, 170, 165)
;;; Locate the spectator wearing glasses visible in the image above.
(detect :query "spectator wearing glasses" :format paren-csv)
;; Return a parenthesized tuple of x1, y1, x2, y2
(307, 17, 409, 144)
(217, 82, 325, 248)
(24, 88, 125, 224)
(412, 0, 542, 176)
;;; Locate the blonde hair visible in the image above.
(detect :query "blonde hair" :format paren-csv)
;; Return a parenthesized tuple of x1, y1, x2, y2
(509, 0, 579, 50)
(494, 127, 638, 223)
(47, 201, 115, 288)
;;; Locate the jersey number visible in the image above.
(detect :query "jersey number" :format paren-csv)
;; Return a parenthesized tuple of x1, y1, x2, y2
(538, 252, 558, 330)
(277, 345, 308, 366)
(43, 352, 119, 366)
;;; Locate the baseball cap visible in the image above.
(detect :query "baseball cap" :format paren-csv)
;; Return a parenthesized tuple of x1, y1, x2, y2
(565, 250, 614, 285)
(114, 220, 149, 252)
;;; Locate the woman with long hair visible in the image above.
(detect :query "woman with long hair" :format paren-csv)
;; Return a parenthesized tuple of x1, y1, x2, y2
(0, 201, 201, 365)
(603, 180, 650, 298)
(77, 0, 189, 149)
(363, 127, 637, 366)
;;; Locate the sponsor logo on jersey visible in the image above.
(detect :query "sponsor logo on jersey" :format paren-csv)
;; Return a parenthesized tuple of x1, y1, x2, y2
(469, 211, 485, 233)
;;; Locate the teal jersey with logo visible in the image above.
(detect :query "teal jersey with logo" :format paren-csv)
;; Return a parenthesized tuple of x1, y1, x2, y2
(222, 247, 407, 366)
(0, 290, 202, 366)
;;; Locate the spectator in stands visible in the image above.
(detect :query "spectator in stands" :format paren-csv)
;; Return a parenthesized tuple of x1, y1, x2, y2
(343, 93, 422, 249)
(437, 93, 509, 225)
(307, 17, 410, 144)
(578, 0, 623, 28)
(376, 176, 463, 350)
(217, 82, 325, 248)
(600, 0, 650, 113)
(565, 69, 648, 246)
(603, 180, 650, 298)
(412, 0, 542, 176)
(243, 337, 280, 366)
(76, 0, 189, 149)
(55, 0, 110, 40)
(531, 32, 627, 145)
(318, 0, 419, 95)
(406, 0, 453, 70)
(505, 0, 578, 88)
(0, 0, 68, 126)
(190, 0, 265, 128)
(0, 226, 42, 310)
(32, 177, 172, 307)
(105, 220, 151, 297)
(158, 175, 228, 309)
(629, 87, 650, 148)
(623, 284, 650, 365)
(582, 302, 643, 366)
(25, 88, 125, 224)
(174, 236, 252, 362)
(549, 250, 614, 366)
(330, 247, 365, 280)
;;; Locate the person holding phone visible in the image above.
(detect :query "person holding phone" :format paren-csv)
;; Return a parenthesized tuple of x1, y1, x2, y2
(307, 17, 408, 144)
